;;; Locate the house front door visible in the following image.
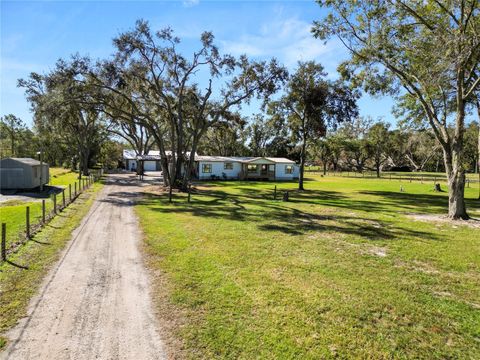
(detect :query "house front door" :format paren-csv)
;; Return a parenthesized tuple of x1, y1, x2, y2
(261, 164, 268, 175)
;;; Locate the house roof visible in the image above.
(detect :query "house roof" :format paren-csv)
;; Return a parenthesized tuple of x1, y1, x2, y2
(123, 150, 296, 164)
(123, 150, 165, 160)
(123, 150, 193, 161)
(123, 150, 137, 160)
(0, 157, 43, 166)
(195, 156, 296, 164)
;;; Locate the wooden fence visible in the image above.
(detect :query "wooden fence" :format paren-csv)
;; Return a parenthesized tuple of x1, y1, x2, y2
(1, 174, 100, 263)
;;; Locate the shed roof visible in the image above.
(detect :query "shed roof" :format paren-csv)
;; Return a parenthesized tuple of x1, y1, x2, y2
(0, 157, 42, 166)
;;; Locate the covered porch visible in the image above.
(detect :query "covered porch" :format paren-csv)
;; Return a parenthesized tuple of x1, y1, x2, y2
(239, 158, 276, 180)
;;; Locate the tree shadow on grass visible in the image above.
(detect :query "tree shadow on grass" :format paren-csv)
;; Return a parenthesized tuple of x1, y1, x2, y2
(138, 186, 441, 243)
(357, 190, 479, 215)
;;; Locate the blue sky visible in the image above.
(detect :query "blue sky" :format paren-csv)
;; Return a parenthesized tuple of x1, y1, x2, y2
(1, 0, 396, 127)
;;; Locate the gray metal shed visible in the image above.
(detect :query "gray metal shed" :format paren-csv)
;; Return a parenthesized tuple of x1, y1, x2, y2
(0, 158, 50, 190)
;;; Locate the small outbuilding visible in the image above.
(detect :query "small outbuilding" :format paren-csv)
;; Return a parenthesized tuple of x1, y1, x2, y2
(0, 157, 49, 190)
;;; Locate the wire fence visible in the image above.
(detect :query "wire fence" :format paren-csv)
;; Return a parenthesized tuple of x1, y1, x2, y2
(1, 173, 101, 263)
(304, 169, 479, 184)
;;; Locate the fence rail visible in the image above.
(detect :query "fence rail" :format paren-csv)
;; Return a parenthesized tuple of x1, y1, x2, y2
(304, 170, 479, 184)
(1, 173, 100, 263)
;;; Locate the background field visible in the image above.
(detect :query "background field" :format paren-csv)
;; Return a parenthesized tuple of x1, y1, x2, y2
(136, 174, 480, 359)
(305, 167, 480, 182)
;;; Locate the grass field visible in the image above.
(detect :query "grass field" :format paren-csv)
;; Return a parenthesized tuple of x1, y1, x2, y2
(0, 181, 103, 350)
(0, 168, 86, 251)
(136, 175, 480, 359)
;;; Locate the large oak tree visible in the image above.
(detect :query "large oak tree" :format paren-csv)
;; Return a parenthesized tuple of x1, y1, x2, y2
(95, 20, 287, 190)
(313, 0, 480, 219)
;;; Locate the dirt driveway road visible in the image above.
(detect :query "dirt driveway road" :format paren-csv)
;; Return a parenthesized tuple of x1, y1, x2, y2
(2, 174, 167, 360)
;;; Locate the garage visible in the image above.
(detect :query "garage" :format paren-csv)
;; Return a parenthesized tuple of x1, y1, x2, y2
(143, 161, 157, 171)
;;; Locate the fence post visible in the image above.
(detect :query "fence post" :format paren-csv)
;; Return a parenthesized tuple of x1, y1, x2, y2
(274, 185, 277, 200)
(69, 184, 72, 203)
(26, 206, 30, 239)
(74, 182, 77, 198)
(1, 223, 6, 261)
(54, 194, 57, 214)
(62, 189, 66, 209)
(42, 199, 46, 223)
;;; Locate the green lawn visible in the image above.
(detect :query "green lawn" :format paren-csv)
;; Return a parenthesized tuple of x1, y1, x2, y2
(0, 168, 88, 251)
(136, 175, 480, 359)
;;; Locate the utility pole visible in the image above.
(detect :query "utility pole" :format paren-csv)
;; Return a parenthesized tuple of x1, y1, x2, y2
(37, 150, 43, 192)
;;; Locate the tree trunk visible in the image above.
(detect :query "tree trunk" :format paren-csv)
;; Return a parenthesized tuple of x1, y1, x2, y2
(10, 132, 14, 157)
(323, 161, 327, 175)
(447, 170, 468, 219)
(298, 135, 307, 191)
(81, 148, 90, 176)
(81, 158, 89, 176)
(444, 148, 469, 220)
(137, 160, 144, 176)
(184, 131, 202, 190)
(375, 158, 381, 178)
(477, 101, 480, 199)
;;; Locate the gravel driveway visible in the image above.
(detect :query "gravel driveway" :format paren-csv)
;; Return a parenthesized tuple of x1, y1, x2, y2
(1, 174, 167, 360)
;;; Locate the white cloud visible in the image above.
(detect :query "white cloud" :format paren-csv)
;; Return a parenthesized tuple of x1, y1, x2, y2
(182, 0, 199, 8)
(221, 16, 345, 73)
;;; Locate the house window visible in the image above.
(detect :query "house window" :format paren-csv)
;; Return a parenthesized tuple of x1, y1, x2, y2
(33, 167, 38, 178)
(247, 164, 258, 172)
(224, 162, 233, 170)
(285, 165, 294, 174)
(202, 164, 212, 173)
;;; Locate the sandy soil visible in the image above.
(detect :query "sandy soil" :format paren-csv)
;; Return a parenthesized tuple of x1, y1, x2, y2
(1, 174, 167, 360)
(408, 213, 480, 228)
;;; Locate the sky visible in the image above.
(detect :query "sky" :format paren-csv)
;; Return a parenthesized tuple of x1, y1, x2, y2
(1, 0, 396, 128)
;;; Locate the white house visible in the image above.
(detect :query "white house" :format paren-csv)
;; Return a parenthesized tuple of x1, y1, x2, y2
(123, 150, 299, 181)
(195, 156, 299, 181)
